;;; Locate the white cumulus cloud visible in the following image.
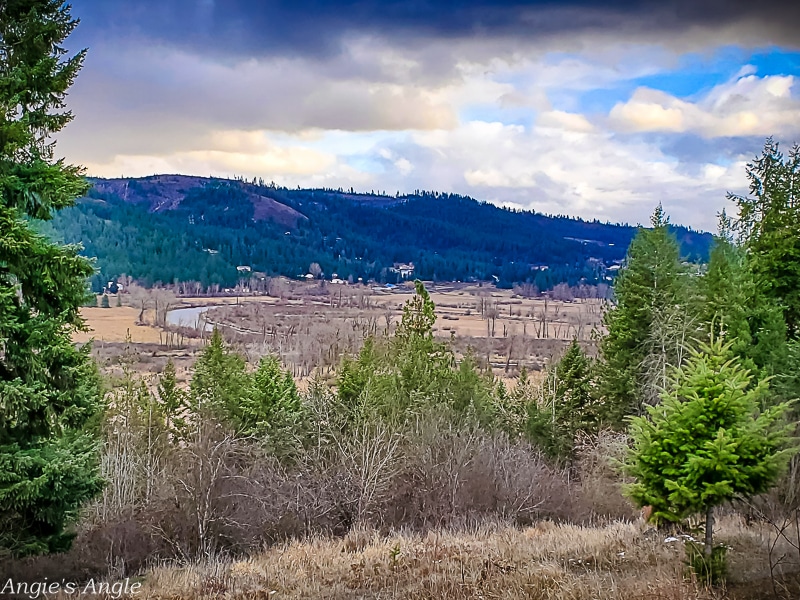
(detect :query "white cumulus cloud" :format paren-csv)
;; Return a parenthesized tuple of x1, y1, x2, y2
(610, 72, 800, 137)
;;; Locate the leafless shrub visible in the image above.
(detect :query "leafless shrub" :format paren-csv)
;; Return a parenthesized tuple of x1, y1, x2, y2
(382, 415, 572, 529)
(334, 422, 403, 525)
(572, 430, 637, 522)
(513, 282, 539, 298)
(0, 520, 155, 583)
(146, 424, 261, 560)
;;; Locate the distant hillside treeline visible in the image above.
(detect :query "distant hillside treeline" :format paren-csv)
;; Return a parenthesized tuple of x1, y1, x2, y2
(42, 175, 712, 292)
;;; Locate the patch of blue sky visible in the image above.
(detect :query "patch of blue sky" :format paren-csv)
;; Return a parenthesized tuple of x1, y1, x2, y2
(747, 47, 800, 77)
(634, 46, 746, 95)
(632, 46, 799, 98)
(573, 86, 635, 114)
(573, 46, 800, 114)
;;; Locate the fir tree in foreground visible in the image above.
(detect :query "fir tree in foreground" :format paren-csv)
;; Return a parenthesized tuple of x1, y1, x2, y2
(625, 337, 795, 562)
(0, 1, 104, 556)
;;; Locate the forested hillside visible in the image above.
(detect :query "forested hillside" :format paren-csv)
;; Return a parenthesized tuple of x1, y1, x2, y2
(44, 175, 712, 291)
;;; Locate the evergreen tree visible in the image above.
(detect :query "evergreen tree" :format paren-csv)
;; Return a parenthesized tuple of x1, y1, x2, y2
(335, 281, 492, 425)
(336, 336, 378, 417)
(625, 338, 795, 559)
(730, 138, 800, 339)
(231, 355, 306, 459)
(0, 1, 104, 556)
(156, 358, 187, 442)
(493, 367, 534, 436)
(188, 329, 250, 428)
(239, 355, 302, 437)
(697, 213, 787, 382)
(526, 338, 596, 460)
(385, 280, 474, 420)
(395, 280, 437, 343)
(392, 280, 454, 392)
(450, 350, 494, 423)
(598, 206, 693, 426)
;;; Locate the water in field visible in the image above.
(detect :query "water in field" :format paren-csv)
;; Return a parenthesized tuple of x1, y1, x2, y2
(166, 305, 217, 331)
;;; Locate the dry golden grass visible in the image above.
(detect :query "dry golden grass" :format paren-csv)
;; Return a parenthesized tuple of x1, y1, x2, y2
(179, 284, 603, 343)
(367, 286, 605, 341)
(175, 296, 281, 307)
(133, 516, 787, 599)
(75, 284, 602, 383)
(74, 306, 165, 344)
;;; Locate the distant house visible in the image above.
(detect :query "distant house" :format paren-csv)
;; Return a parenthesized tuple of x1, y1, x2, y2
(236, 265, 252, 273)
(304, 273, 315, 280)
(389, 262, 415, 278)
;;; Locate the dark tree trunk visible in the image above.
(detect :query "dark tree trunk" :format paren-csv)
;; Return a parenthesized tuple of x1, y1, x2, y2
(705, 505, 714, 557)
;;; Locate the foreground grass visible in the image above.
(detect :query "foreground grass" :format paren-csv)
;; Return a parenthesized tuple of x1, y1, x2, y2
(135, 516, 796, 599)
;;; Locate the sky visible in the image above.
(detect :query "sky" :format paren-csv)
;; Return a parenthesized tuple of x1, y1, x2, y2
(57, 0, 800, 230)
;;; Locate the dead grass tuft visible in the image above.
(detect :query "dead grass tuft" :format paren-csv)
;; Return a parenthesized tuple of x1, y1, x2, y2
(134, 516, 794, 599)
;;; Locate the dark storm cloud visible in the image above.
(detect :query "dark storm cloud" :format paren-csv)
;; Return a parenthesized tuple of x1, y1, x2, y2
(72, 0, 800, 57)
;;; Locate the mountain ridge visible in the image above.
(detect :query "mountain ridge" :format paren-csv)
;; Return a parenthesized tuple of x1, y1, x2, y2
(46, 175, 713, 292)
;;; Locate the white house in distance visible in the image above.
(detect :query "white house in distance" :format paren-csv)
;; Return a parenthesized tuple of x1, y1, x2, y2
(389, 262, 415, 279)
(236, 265, 252, 273)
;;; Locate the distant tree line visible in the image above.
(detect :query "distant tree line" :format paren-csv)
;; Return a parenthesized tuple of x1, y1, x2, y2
(41, 176, 712, 292)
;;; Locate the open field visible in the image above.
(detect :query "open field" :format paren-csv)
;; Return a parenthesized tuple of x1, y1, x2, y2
(78, 280, 605, 382)
(193, 282, 605, 342)
(173, 281, 605, 377)
(109, 517, 799, 599)
(75, 306, 165, 344)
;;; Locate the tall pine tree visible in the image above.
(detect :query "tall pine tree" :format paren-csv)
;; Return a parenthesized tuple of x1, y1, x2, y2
(598, 206, 693, 426)
(731, 138, 800, 339)
(0, 0, 104, 556)
(697, 213, 787, 383)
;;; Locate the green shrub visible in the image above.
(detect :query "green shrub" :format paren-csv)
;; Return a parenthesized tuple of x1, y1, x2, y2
(686, 541, 727, 586)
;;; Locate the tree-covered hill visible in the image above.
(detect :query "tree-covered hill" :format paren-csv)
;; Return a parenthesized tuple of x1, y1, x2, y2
(44, 175, 713, 292)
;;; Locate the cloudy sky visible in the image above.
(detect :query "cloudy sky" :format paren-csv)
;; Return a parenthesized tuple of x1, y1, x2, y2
(59, 0, 800, 230)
